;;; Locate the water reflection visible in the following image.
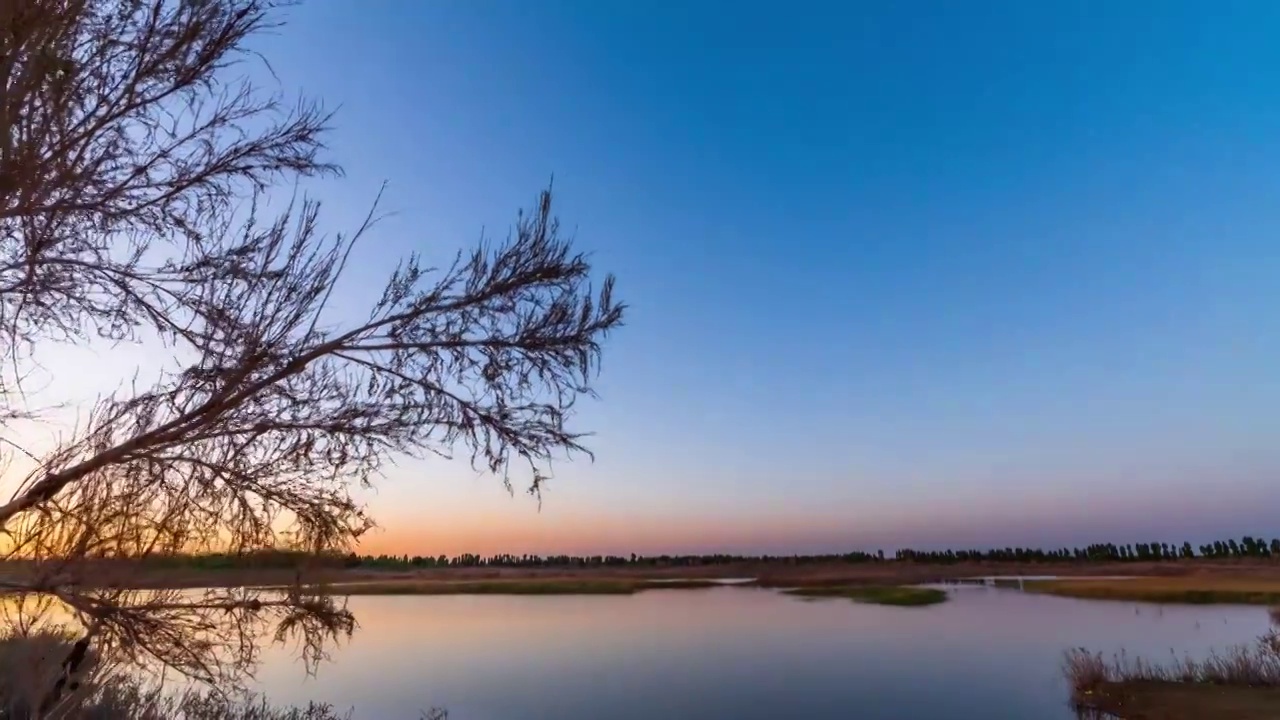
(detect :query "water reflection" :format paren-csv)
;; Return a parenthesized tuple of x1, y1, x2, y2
(243, 584, 1273, 719)
(0, 586, 351, 687)
(1073, 710, 1122, 720)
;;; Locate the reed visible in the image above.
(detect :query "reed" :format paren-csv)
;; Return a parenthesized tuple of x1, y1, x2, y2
(1065, 633, 1280, 720)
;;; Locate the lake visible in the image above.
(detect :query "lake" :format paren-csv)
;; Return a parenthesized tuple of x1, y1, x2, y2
(249, 583, 1274, 719)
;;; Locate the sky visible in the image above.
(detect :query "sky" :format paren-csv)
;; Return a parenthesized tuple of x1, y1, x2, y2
(36, 1, 1280, 557)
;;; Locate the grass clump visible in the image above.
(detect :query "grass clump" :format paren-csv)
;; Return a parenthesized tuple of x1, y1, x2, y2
(1065, 638, 1280, 691)
(84, 686, 363, 720)
(1026, 577, 1280, 605)
(784, 585, 947, 606)
(319, 578, 719, 596)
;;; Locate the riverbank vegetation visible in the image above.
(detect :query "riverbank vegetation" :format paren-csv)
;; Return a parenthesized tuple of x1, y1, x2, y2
(1065, 636, 1280, 719)
(784, 586, 948, 606)
(310, 578, 721, 595)
(12, 552, 1280, 598)
(1027, 577, 1280, 605)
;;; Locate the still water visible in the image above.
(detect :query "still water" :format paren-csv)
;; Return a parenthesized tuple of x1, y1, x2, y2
(250, 583, 1273, 719)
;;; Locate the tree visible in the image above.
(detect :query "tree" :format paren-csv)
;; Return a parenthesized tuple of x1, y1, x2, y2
(0, 0, 622, 694)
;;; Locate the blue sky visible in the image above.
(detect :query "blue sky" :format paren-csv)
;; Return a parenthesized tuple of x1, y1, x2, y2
(243, 1, 1280, 555)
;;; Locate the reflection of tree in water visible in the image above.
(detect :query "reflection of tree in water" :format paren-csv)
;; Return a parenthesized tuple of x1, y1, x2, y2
(0, 625, 419, 718)
(0, 0, 621, 713)
(0, 588, 350, 685)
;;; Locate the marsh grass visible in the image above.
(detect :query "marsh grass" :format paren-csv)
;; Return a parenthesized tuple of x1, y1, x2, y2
(1065, 638, 1280, 693)
(1064, 634, 1280, 720)
(784, 586, 948, 606)
(72, 686, 360, 720)
(1027, 577, 1280, 605)
(313, 578, 721, 596)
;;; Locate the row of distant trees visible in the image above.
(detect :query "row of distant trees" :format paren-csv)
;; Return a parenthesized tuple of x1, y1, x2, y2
(59, 536, 1280, 571)
(345, 536, 1280, 569)
(344, 550, 888, 570)
(894, 536, 1280, 564)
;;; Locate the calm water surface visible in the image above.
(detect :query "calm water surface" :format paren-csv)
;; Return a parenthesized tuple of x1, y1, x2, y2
(250, 584, 1273, 719)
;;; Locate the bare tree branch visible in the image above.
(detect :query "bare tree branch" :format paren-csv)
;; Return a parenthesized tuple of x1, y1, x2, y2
(0, 0, 625, 700)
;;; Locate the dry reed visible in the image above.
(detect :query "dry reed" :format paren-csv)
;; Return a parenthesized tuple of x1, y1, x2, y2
(1065, 630, 1280, 695)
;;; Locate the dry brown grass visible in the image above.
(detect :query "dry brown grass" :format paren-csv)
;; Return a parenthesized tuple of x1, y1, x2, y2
(1028, 576, 1280, 604)
(9, 558, 1280, 595)
(1065, 634, 1280, 719)
(1065, 644, 1280, 690)
(303, 578, 720, 596)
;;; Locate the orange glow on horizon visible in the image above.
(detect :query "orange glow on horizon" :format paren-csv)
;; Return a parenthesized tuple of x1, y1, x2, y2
(352, 510, 873, 558)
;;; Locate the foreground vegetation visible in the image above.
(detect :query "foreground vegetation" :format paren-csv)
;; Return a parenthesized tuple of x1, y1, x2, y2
(1065, 636, 1280, 719)
(1026, 577, 1280, 605)
(30, 685, 367, 720)
(784, 585, 948, 606)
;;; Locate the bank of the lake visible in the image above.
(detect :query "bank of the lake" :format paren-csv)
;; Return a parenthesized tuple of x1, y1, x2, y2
(1026, 576, 1280, 604)
(1076, 681, 1280, 720)
(12, 557, 1280, 595)
(310, 578, 724, 595)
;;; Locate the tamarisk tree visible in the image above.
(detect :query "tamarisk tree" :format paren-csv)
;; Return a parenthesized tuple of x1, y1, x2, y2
(0, 0, 622, 689)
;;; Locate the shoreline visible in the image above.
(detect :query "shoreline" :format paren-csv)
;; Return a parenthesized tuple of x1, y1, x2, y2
(3, 558, 1280, 598)
(1025, 576, 1280, 605)
(1075, 681, 1280, 720)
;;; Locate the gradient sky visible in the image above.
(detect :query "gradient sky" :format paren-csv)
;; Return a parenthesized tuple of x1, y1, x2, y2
(134, 0, 1280, 556)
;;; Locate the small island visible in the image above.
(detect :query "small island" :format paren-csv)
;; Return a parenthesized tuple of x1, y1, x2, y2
(784, 585, 948, 606)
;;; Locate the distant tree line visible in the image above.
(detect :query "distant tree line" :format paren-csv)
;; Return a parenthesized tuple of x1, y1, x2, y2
(38, 537, 1280, 572)
(349, 536, 1280, 568)
(341, 550, 887, 570)
(894, 536, 1280, 564)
